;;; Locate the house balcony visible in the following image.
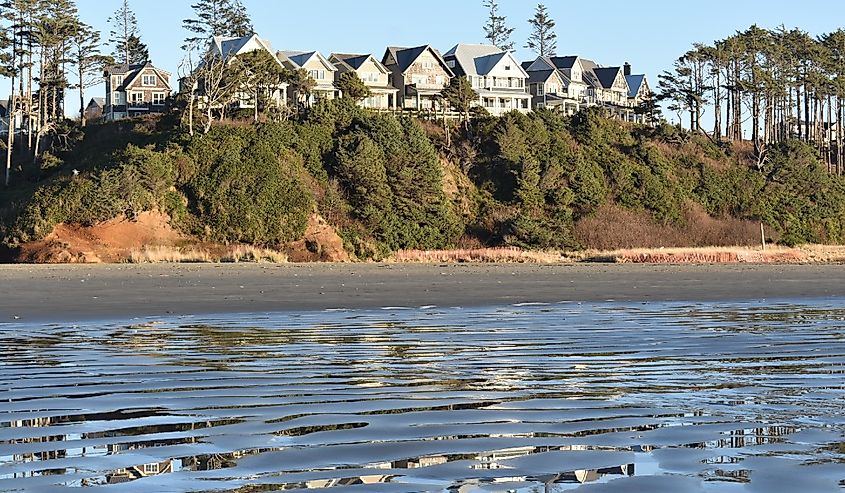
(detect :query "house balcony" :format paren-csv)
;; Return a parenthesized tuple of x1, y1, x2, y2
(478, 86, 529, 95)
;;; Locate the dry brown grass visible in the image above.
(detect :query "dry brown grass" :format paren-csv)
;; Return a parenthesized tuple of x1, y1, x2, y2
(129, 245, 288, 264)
(577, 246, 807, 264)
(575, 203, 770, 251)
(389, 248, 567, 264)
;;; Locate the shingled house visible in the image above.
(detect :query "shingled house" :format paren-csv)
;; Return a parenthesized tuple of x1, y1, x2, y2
(329, 53, 398, 109)
(278, 50, 338, 104)
(104, 62, 171, 121)
(382, 45, 453, 110)
(443, 44, 530, 116)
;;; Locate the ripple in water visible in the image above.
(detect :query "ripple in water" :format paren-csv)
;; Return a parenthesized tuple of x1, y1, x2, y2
(1, 301, 844, 492)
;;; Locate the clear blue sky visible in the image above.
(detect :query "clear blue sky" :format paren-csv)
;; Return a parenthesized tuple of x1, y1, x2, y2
(7, 0, 845, 117)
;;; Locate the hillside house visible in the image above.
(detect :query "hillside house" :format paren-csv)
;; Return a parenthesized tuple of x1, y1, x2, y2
(443, 44, 530, 116)
(523, 56, 592, 112)
(85, 97, 105, 122)
(329, 53, 398, 109)
(200, 34, 288, 110)
(279, 50, 338, 104)
(104, 62, 171, 121)
(527, 69, 579, 114)
(0, 99, 7, 135)
(382, 45, 453, 110)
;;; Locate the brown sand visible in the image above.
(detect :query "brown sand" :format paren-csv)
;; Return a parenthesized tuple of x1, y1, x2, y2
(1, 263, 843, 324)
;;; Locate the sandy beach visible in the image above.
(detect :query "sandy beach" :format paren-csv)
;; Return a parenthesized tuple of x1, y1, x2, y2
(0, 263, 842, 323)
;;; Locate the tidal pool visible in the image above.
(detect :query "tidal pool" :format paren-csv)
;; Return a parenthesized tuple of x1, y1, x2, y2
(1, 301, 844, 492)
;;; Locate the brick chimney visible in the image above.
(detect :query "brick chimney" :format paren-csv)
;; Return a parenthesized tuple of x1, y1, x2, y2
(624, 62, 632, 76)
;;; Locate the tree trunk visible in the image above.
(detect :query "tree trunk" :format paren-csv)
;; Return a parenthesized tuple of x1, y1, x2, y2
(188, 91, 195, 137)
(79, 68, 86, 127)
(714, 67, 722, 140)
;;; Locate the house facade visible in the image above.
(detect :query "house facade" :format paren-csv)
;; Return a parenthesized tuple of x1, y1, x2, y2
(85, 97, 105, 122)
(329, 53, 398, 109)
(524, 56, 591, 112)
(625, 64, 652, 124)
(279, 50, 338, 104)
(203, 34, 288, 110)
(0, 99, 8, 135)
(590, 67, 630, 107)
(104, 62, 171, 121)
(382, 45, 453, 110)
(527, 69, 580, 114)
(443, 44, 530, 116)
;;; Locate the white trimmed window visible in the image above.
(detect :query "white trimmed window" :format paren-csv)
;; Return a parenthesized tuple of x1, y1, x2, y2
(152, 93, 166, 105)
(142, 74, 156, 86)
(143, 463, 159, 474)
(130, 92, 144, 104)
(113, 75, 124, 87)
(112, 92, 121, 105)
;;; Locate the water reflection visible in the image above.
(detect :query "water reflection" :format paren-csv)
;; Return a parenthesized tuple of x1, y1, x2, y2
(1, 301, 845, 491)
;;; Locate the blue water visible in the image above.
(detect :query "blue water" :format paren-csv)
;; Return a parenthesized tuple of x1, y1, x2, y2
(1, 300, 844, 492)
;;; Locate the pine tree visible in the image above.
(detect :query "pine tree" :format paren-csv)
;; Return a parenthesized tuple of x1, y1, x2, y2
(441, 76, 478, 129)
(125, 33, 148, 64)
(526, 4, 557, 57)
(107, 0, 145, 65)
(482, 0, 514, 51)
(335, 71, 370, 102)
(183, 0, 254, 47)
(70, 20, 105, 126)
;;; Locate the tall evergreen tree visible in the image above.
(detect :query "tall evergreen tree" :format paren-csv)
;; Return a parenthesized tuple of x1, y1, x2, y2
(525, 4, 556, 57)
(107, 0, 146, 65)
(70, 20, 106, 126)
(482, 0, 514, 51)
(125, 33, 148, 64)
(183, 0, 254, 47)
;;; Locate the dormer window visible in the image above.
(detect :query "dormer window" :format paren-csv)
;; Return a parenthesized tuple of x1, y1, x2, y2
(142, 74, 156, 86)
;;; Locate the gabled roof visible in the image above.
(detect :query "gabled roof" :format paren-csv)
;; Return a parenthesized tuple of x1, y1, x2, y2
(105, 63, 145, 77)
(121, 62, 172, 91)
(382, 45, 453, 76)
(527, 69, 558, 85)
(279, 50, 336, 72)
(444, 44, 528, 80)
(329, 53, 389, 74)
(213, 34, 275, 59)
(593, 67, 624, 89)
(547, 56, 580, 70)
(626, 74, 646, 98)
(88, 97, 105, 108)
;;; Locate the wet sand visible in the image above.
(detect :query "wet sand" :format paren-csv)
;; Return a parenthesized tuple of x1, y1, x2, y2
(1, 263, 844, 323)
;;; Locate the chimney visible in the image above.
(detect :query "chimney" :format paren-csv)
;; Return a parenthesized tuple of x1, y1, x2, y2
(623, 62, 632, 76)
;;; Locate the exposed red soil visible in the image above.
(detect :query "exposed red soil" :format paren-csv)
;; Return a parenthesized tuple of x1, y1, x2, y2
(17, 212, 186, 263)
(286, 214, 350, 262)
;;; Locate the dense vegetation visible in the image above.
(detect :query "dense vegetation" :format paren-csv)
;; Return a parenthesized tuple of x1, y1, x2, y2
(2, 101, 845, 259)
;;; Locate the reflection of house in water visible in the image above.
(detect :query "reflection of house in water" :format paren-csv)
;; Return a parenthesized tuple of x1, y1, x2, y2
(106, 460, 174, 484)
(8, 417, 68, 476)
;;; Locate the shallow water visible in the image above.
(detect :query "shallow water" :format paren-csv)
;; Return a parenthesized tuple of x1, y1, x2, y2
(1, 301, 844, 492)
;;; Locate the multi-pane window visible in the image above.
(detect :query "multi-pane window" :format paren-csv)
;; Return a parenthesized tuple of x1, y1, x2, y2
(152, 93, 165, 105)
(309, 70, 325, 81)
(411, 75, 426, 85)
(113, 75, 124, 87)
(142, 74, 156, 86)
(131, 92, 144, 104)
(112, 92, 121, 105)
(143, 463, 159, 474)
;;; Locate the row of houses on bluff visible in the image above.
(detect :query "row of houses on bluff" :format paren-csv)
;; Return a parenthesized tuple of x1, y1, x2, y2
(92, 33, 652, 124)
